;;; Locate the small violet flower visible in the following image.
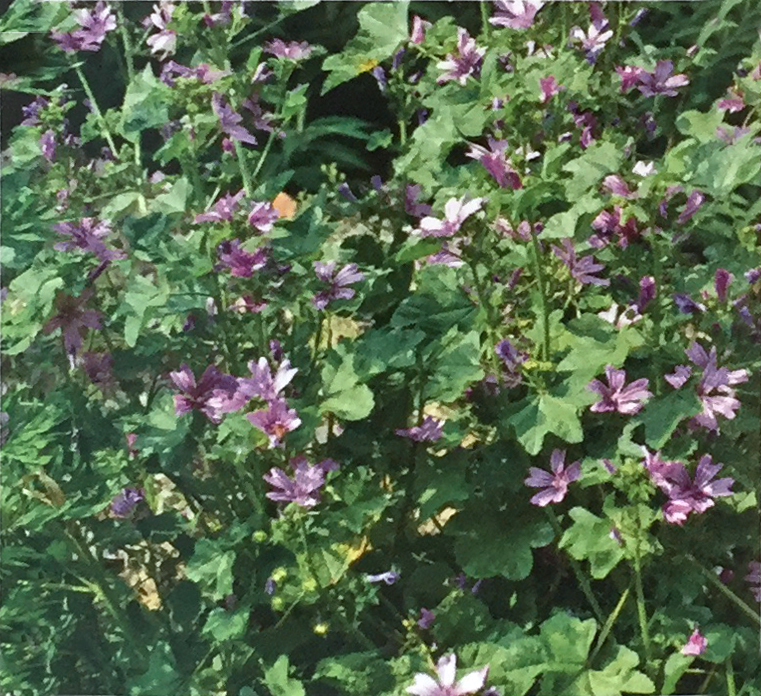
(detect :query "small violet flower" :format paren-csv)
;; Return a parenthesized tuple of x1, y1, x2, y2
(263, 455, 333, 508)
(552, 238, 610, 286)
(248, 201, 279, 233)
(110, 487, 145, 518)
(170, 363, 239, 424)
(490, 0, 544, 30)
(417, 608, 436, 630)
(396, 416, 444, 442)
(216, 239, 268, 277)
(246, 398, 301, 448)
(437, 28, 486, 85)
(312, 261, 364, 310)
(212, 93, 257, 145)
(43, 290, 102, 356)
(263, 39, 314, 61)
(53, 217, 125, 261)
(588, 366, 652, 415)
(417, 196, 484, 238)
(570, 4, 613, 63)
(682, 628, 708, 656)
(539, 75, 563, 103)
(195, 190, 246, 223)
(636, 60, 690, 97)
(524, 449, 581, 507)
(52, 1, 116, 53)
(407, 654, 490, 696)
(466, 139, 522, 189)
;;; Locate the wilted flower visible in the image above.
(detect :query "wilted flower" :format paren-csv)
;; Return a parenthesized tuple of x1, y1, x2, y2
(246, 398, 301, 447)
(366, 570, 400, 585)
(525, 449, 581, 506)
(552, 238, 609, 286)
(657, 455, 734, 525)
(417, 196, 484, 238)
(43, 290, 102, 356)
(602, 175, 636, 199)
(81, 351, 113, 385)
(312, 261, 364, 309)
(212, 93, 257, 145)
(264, 39, 314, 61)
(53, 217, 125, 261)
(682, 628, 708, 656)
(673, 293, 706, 314)
(248, 201, 279, 233)
(217, 239, 268, 277)
(410, 15, 431, 44)
(144, 1, 176, 59)
(110, 487, 145, 518)
(490, 0, 544, 29)
(616, 65, 645, 92)
(466, 138, 522, 189)
(407, 654, 490, 696)
(52, 1, 116, 53)
(677, 190, 705, 225)
(202, 0, 234, 27)
(21, 96, 50, 126)
(169, 363, 239, 424)
(636, 60, 690, 97)
(396, 416, 444, 442)
(636, 276, 656, 311)
(195, 190, 245, 223)
(39, 130, 56, 162)
(495, 339, 526, 386)
(590, 206, 640, 248)
(437, 28, 486, 85)
(714, 268, 732, 302)
(263, 456, 329, 507)
(588, 366, 652, 415)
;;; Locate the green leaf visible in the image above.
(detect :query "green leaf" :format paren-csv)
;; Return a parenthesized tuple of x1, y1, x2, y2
(559, 507, 625, 579)
(202, 607, 249, 642)
(354, 328, 425, 378)
(184, 539, 235, 601)
(697, 138, 761, 197)
(126, 642, 181, 695)
(452, 508, 553, 580)
(367, 129, 393, 151)
(315, 652, 395, 694)
(570, 646, 655, 695)
(661, 652, 693, 694)
(675, 109, 725, 144)
(416, 452, 470, 520)
(634, 390, 702, 449)
(120, 64, 170, 142)
(424, 330, 485, 402)
(151, 178, 190, 215)
(321, 347, 375, 420)
(562, 141, 625, 199)
(262, 655, 306, 696)
(539, 612, 596, 666)
(541, 196, 603, 240)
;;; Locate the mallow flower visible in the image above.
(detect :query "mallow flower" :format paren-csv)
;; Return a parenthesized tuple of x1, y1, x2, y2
(490, 0, 544, 30)
(524, 449, 581, 507)
(312, 262, 364, 309)
(588, 366, 652, 415)
(407, 654, 490, 696)
(263, 455, 333, 508)
(396, 416, 444, 442)
(436, 28, 486, 85)
(682, 628, 708, 656)
(170, 363, 239, 424)
(417, 197, 484, 238)
(246, 398, 301, 448)
(466, 138, 522, 189)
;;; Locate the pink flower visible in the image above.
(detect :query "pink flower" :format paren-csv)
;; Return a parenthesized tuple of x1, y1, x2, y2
(263, 456, 332, 508)
(588, 366, 652, 415)
(246, 398, 301, 448)
(194, 190, 246, 223)
(524, 449, 581, 507)
(539, 75, 563, 103)
(490, 0, 544, 30)
(264, 39, 314, 61)
(436, 28, 486, 85)
(169, 363, 239, 424)
(417, 196, 484, 238)
(682, 628, 707, 656)
(410, 15, 431, 44)
(466, 138, 522, 189)
(616, 65, 645, 92)
(636, 60, 690, 97)
(407, 654, 489, 696)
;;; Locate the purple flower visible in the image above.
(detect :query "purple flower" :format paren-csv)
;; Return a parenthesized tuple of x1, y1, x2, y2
(539, 75, 563, 103)
(169, 363, 239, 424)
(263, 456, 327, 508)
(410, 15, 431, 44)
(552, 238, 610, 286)
(616, 65, 645, 92)
(490, 0, 544, 29)
(745, 561, 761, 602)
(602, 175, 636, 199)
(396, 416, 444, 442)
(312, 261, 364, 310)
(21, 96, 49, 127)
(405, 184, 433, 218)
(570, 5, 613, 63)
(714, 268, 732, 302)
(195, 190, 246, 223)
(110, 487, 145, 518)
(746, 267, 761, 284)
(212, 93, 257, 146)
(495, 339, 526, 386)
(436, 28, 486, 85)
(53, 217, 125, 261)
(203, 0, 234, 27)
(144, 1, 176, 59)
(248, 201, 279, 233)
(43, 290, 102, 356)
(264, 39, 314, 61)
(658, 455, 734, 525)
(677, 190, 705, 225)
(524, 449, 581, 507)
(637, 275, 656, 311)
(236, 357, 298, 405)
(265, 577, 276, 595)
(217, 239, 268, 277)
(665, 365, 692, 389)
(40, 130, 56, 162)
(717, 91, 745, 112)
(636, 60, 690, 97)
(590, 206, 640, 248)
(246, 398, 301, 448)
(682, 628, 707, 656)
(417, 608, 435, 629)
(366, 571, 400, 585)
(417, 196, 484, 238)
(466, 138, 522, 189)
(673, 293, 706, 314)
(81, 351, 113, 385)
(588, 366, 652, 415)
(52, 1, 116, 53)
(407, 654, 490, 696)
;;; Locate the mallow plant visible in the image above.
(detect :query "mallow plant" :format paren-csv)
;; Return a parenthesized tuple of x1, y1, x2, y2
(1, 1, 760, 695)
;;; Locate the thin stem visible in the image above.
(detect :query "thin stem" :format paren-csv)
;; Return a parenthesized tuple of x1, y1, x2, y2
(480, 0, 491, 40)
(588, 584, 631, 665)
(116, 6, 140, 167)
(632, 547, 652, 661)
(251, 127, 278, 183)
(398, 118, 407, 147)
(298, 514, 321, 589)
(546, 509, 604, 623)
(234, 140, 254, 196)
(529, 232, 551, 361)
(685, 555, 761, 627)
(232, 458, 265, 517)
(726, 658, 736, 696)
(73, 63, 117, 154)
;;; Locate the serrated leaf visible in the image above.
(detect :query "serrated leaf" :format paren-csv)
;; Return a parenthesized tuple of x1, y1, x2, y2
(634, 390, 701, 449)
(559, 507, 625, 579)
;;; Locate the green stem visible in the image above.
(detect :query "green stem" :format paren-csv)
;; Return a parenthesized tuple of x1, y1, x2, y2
(298, 514, 321, 589)
(251, 127, 278, 183)
(232, 458, 264, 517)
(480, 0, 491, 39)
(234, 140, 254, 197)
(726, 658, 736, 696)
(73, 63, 117, 154)
(116, 6, 140, 167)
(546, 509, 604, 623)
(398, 118, 407, 147)
(529, 232, 551, 361)
(649, 235, 664, 396)
(685, 555, 761, 627)
(589, 584, 631, 665)
(632, 547, 652, 661)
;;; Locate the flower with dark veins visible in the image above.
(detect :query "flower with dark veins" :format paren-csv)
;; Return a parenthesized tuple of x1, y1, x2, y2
(552, 238, 610, 286)
(396, 416, 444, 442)
(588, 366, 652, 415)
(263, 455, 328, 507)
(169, 363, 239, 424)
(436, 28, 486, 85)
(212, 93, 257, 145)
(417, 196, 484, 238)
(525, 449, 581, 506)
(195, 190, 246, 223)
(43, 289, 102, 356)
(490, 0, 544, 29)
(246, 398, 301, 448)
(407, 654, 490, 696)
(466, 138, 522, 189)
(217, 239, 268, 277)
(312, 261, 364, 309)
